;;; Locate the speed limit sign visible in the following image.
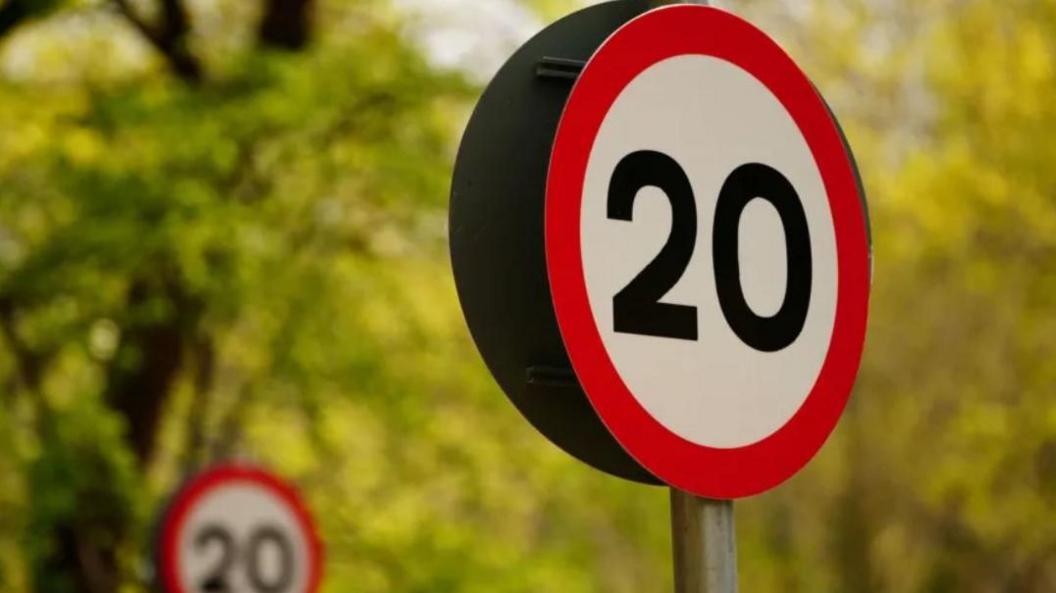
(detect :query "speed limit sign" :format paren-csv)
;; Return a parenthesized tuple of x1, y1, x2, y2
(156, 465, 323, 593)
(546, 6, 870, 498)
(450, 2, 870, 500)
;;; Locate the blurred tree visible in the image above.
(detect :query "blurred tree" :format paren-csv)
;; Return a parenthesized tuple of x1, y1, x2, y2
(0, 0, 469, 590)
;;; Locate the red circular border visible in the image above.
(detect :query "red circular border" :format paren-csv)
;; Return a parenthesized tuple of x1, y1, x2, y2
(545, 6, 871, 499)
(157, 464, 325, 593)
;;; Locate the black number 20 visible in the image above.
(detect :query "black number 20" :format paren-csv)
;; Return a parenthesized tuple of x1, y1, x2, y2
(608, 151, 812, 352)
(196, 524, 294, 593)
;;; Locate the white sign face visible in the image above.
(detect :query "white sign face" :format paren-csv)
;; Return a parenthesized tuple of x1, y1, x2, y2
(158, 466, 322, 593)
(177, 485, 310, 593)
(579, 55, 838, 448)
(545, 5, 870, 498)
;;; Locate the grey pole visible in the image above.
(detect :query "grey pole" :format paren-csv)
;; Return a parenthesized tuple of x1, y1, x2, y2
(641, 2, 737, 590)
(670, 489, 737, 593)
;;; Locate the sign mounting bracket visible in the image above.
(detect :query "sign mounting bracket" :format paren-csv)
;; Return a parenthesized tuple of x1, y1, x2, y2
(536, 57, 587, 81)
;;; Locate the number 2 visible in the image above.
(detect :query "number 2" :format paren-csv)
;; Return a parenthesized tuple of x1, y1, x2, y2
(608, 151, 699, 340)
(196, 526, 235, 593)
(607, 153, 813, 352)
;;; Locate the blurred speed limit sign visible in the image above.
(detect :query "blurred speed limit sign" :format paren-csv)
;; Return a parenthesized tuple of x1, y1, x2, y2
(156, 465, 323, 593)
(545, 6, 870, 498)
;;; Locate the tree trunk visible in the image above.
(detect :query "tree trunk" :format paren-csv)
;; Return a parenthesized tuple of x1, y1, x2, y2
(106, 278, 195, 465)
(258, 0, 315, 50)
(30, 277, 200, 593)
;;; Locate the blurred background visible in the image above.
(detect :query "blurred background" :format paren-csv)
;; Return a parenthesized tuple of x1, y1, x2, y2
(0, 0, 1053, 592)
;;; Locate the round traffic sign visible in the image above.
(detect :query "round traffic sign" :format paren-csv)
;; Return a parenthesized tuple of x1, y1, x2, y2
(156, 465, 323, 593)
(546, 6, 871, 498)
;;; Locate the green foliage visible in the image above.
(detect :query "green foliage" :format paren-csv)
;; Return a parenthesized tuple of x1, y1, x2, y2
(25, 402, 141, 593)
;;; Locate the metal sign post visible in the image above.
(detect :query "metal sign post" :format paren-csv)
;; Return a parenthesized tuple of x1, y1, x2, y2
(641, 3, 737, 593)
(670, 490, 737, 593)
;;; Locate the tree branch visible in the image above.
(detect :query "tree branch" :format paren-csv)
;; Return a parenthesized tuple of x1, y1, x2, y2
(208, 382, 253, 462)
(0, 0, 29, 40)
(180, 334, 214, 474)
(112, 0, 202, 82)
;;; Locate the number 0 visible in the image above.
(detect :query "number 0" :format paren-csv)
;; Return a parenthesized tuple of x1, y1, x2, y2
(713, 163, 812, 352)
